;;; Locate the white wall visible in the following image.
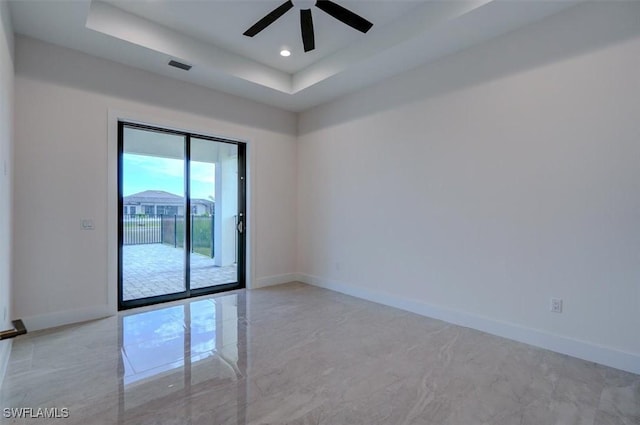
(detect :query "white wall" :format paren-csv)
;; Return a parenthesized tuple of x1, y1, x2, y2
(9, 1, 640, 376)
(0, 0, 14, 385)
(13, 36, 298, 330)
(298, 2, 640, 373)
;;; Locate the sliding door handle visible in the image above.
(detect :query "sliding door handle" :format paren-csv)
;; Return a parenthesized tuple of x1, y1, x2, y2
(0, 319, 27, 340)
(237, 220, 244, 234)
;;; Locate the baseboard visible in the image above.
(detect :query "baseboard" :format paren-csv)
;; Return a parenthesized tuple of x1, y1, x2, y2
(21, 306, 114, 332)
(298, 273, 640, 375)
(0, 340, 12, 389)
(252, 273, 301, 289)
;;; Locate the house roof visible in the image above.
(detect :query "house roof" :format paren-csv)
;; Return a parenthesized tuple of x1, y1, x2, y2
(124, 190, 214, 206)
(124, 190, 183, 205)
(192, 199, 214, 207)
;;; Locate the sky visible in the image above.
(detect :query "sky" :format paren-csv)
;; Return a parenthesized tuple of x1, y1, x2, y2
(123, 153, 215, 200)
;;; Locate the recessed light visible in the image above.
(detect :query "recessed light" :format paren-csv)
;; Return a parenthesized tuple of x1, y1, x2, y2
(280, 49, 291, 57)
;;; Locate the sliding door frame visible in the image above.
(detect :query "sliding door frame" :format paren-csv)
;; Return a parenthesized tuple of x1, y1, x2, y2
(117, 121, 246, 310)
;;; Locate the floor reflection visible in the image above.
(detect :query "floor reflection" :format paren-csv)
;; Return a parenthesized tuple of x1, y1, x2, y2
(118, 293, 246, 424)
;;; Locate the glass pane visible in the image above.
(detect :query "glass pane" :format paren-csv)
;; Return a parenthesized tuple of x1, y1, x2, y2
(189, 138, 238, 289)
(122, 126, 186, 301)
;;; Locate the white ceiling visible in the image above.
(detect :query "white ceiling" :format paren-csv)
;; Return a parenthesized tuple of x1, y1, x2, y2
(9, 0, 581, 112)
(105, 0, 419, 74)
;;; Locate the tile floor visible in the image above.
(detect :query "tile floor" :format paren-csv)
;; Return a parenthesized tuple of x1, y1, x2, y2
(0, 282, 638, 424)
(122, 244, 237, 300)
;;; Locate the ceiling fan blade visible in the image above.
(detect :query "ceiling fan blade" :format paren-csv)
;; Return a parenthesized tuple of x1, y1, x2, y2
(300, 9, 315, 52)
(315, 0, 373, 33)
(243, 0, 294, 37)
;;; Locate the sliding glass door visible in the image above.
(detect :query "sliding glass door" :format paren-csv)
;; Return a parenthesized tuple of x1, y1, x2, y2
(118, 122, 246, 310)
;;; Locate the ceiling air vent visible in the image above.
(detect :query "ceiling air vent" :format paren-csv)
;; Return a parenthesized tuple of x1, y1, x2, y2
(168, 60, 192, 71)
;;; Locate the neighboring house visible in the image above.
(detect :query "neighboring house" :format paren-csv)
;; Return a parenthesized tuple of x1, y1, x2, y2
(123, 190, 214, 216)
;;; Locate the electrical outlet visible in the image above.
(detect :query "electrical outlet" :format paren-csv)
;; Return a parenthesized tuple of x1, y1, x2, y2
(550, 298, 563, 313)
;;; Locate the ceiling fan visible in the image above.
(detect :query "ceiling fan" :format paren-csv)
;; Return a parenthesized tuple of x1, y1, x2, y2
(243, 0, 373, 53)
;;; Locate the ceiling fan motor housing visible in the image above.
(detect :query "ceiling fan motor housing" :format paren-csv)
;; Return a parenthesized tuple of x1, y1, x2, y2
(243, 0, 373, 53)
(292, 0, 316, 10)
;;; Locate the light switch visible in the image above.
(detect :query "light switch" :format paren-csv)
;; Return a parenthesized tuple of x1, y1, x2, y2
(81, 219, 95, 230)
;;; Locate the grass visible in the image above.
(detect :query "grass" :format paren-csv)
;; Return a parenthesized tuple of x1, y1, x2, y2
(162, 216, 214, 258)
(193, 247, 212, 257)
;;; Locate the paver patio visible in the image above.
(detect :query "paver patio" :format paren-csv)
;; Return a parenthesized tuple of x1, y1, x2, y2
(122, 243, 237, 301)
